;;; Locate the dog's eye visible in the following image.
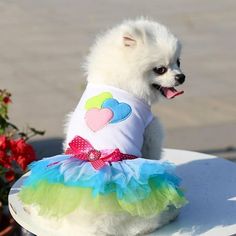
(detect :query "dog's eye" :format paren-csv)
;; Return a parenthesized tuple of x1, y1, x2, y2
(177, 58, 181, 67)
(153, 67, 167, 75)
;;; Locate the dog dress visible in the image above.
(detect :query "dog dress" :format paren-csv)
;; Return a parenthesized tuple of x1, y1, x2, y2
(19, 83, 187, 218)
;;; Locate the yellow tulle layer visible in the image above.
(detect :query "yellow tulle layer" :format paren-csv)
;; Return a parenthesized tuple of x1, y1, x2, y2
(20, 180, 187, 218)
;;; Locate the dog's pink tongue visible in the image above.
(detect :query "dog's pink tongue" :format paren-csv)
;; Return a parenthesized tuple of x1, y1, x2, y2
(162, 87, 184, 99)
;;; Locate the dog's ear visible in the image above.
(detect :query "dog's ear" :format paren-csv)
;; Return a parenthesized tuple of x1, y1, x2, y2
(123, 26, 144, 47)
(123, 34, 137, 47)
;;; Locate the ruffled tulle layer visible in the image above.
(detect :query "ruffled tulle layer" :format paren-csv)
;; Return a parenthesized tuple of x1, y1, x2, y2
(19, 155, 187, 218)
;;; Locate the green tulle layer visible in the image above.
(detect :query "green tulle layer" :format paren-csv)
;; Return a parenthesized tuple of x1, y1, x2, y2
(19, 180, 187, 218)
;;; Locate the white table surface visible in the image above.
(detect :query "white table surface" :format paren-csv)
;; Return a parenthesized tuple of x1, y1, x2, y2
(9, 149, 236, 236)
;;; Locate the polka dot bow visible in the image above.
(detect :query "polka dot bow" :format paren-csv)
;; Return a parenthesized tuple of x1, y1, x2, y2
(65, 135, 137, 170)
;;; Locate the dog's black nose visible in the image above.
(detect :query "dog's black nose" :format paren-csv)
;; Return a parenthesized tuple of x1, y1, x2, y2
(175, 74, 185, 84)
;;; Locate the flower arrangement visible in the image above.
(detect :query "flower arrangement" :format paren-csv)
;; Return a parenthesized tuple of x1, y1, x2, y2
(0, 89, 44, 205)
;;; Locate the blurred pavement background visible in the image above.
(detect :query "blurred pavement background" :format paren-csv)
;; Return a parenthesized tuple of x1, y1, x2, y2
(0, 0, 236, 160)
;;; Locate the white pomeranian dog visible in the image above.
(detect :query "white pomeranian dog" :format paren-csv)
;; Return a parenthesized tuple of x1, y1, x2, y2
(17, 18, 186, 236)
(62, 18, 186, 236)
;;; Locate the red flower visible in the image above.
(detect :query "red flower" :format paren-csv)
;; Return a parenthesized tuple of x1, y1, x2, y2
(15, 139, 26, 154)
(16, 155, 29, 171)
(9, 139, 36, 170)
(3, 96, 11, 104)
(8, 138, 36, 171)
(16, 139, 35, 160)
(0, 151, 11, 169)
(0, 150, 5, 159)
(5, 170, 15, 182)
(9, 139, 17, 155)
(0, 135, 8, 151)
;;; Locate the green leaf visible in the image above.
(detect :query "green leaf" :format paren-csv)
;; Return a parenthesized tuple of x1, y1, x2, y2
(29, 127, 45, 136)
(0, 116, 8, 133)
(18, 132, 27, 137)
(7, 122, 19, 130)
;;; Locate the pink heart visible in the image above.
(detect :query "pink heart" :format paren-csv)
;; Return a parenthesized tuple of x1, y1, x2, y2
(85, 108, 113, 132)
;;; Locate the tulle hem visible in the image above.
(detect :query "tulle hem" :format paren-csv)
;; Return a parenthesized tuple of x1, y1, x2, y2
(22, 155, 183, 202)
(20, 180, 187, 218)
(19, 154, 187, 218)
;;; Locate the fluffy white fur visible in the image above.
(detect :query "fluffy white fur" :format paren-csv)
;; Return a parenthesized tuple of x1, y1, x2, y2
(61, 18, 184, 236)
(84, 18, 182, 105)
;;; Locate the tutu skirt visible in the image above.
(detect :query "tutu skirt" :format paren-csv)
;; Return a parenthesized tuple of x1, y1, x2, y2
(19, 155, 187, 218)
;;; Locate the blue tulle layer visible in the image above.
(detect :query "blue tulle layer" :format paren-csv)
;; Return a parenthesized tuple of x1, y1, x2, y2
(23, 155, 182, 203)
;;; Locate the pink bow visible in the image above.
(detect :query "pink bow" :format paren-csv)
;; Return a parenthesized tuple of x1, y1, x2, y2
(65, 136, 137, 170)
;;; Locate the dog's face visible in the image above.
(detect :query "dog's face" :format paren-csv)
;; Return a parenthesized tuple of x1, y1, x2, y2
(86, 19, 185, 104)
(144, 43, 185, 101)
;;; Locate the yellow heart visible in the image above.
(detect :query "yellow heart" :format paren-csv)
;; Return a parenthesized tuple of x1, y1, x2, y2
(85, 92, 113, 110)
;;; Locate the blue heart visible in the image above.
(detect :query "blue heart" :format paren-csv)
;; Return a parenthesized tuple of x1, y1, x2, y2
(102, 98, 132, 123)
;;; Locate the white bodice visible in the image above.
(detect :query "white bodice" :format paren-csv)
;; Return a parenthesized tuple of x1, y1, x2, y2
(65, 83, 153, 157)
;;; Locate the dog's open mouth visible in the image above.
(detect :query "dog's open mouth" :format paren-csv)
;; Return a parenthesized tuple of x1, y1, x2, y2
(152, 84, 184, 99)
